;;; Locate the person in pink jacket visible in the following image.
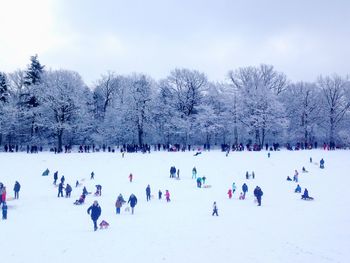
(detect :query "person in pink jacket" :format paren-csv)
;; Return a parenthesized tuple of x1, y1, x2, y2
(1, 187, 6, 203)
(227, 189, 232, 199)
(165, 190, 170, 202)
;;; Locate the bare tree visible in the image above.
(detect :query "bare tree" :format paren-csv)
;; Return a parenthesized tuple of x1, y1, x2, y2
(318, 74, 350, 145)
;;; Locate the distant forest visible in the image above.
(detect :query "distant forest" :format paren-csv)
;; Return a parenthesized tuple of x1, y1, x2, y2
(0, 55, 349, 151)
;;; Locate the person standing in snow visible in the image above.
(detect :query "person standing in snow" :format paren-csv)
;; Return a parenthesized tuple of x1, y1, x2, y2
(60, 176, 65, 184)
(65, 184, 72, 198)
(293, 170, 299, 182)
(212, 201, 218, 216)
(158, 190, 162, 200)
(242, 183, 248, 199)
(2, 202, 8, 220)
(13, 181, 21, 199)
(128, 194, 138, 214)
(53, 171, 58, 185)
(87, 200, 102, 231)
(146, 185, 151, 201)
(165, 190, 171, 202)
(253, 186, 263, 206)
(58, 182, 64, 197)
(129, 173, 133, 182)
(192, 167, 197, 179)
(227, 189, 232, 199)
(115, 194, 125, 214)
(232, 182, 236, 195)
(90, 171, 95, 180)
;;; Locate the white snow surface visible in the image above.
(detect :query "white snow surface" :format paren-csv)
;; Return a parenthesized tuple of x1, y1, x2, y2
(0, 150, 349, 263)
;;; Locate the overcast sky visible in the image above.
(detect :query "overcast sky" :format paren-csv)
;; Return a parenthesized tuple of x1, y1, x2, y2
(0, 0, 349, 85)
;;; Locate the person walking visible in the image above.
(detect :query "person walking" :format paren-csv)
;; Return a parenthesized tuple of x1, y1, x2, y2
(212, 201, 218, 216)
(87, 200, 102, 231)
(242, 183, 248, 199)
(128, 194, 138, 214)
(53, 171, 58, 185)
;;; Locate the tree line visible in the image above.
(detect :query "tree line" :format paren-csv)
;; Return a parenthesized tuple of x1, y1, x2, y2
(0, 55, 349, 151)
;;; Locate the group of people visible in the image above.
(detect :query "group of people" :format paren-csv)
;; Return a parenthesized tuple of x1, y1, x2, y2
(0, 181, 21, 220)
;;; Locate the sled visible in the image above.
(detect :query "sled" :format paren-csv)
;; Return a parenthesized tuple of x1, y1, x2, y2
(301, 197, 314, 201)
(203, 185, 212, 188)
(99, 220, 110, 229)
(6, 196, 15, 201)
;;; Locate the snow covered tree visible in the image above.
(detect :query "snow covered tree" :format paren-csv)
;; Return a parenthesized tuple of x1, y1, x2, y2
(282, 82, 322, 145)
(318, 74, 350, 145)
(228, 65, 288, 147)
(38, 70, 90, 152)
(0, 72, 9, 103)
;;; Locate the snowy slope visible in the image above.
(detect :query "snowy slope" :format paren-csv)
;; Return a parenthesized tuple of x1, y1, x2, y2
(0, 150, 349, 263)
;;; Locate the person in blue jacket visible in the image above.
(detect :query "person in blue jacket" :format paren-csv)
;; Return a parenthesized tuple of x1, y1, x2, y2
(2, 202, 8, 219)
(253, 186, 263, 206)
(13, 181, 21, 199)
(242, 183, 248, 198)
(87, 200, 102, 231)
(146, 185, 151, 201)
(128, 194, 138, 214)
(320, 158, 325, 169)
(295, 184, 301, 193)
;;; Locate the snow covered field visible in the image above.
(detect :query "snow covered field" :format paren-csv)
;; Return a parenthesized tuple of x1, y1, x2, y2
(0, 149, 349, 263)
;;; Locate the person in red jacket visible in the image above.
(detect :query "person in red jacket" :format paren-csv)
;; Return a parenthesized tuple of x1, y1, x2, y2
(1, 187, 6, 203)
(227, 189, 232, 199)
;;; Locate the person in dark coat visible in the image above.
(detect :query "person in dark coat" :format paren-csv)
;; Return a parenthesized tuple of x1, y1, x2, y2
(60, 176, 65, 184)
(82, 186, 89, 196)
(90, 171, 95, 180)
(253, 186, 263, 206)
(128, 194, 138, 214)
(146, 185, 151, 201)
(320, 158, 325, 169)
(2, 202, 8, 219)
(13, 181, 21, 199)
(58, 182, 64, 197)
(242, 183, 248, 198)
(301, 188, 313, 200)
(158, 190, 162, 200)
(65, 184, 72, 198)
(212, 201, 218, 216)
(53, 171, 58, 185)
(87, 200, 102, 231)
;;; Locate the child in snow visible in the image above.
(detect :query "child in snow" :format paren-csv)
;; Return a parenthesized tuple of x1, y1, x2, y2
(232, 182, 236, 194)
(293, 170, 299, 182)
(90, 171, 95, 180)
(158, 190, 162, 200)
(165, 190, 170, 202)
(196, 177, 202, 188)
(74, 194, 86, 205)
(286, 176, 292, 181)
(239, 192, 245, 200)
(302, 167, 308, 173)
(301, 188, 314, 200)
(202, 176, 206, 185)
(227, 189, 232, 199)
(212, 202, 218, 216)
(129, 173, 133, 182)
(99, 220, 109, 229)
(320, 158, 325, 169)
(192, 167, 197, 179)
(295, 184, 301, 193)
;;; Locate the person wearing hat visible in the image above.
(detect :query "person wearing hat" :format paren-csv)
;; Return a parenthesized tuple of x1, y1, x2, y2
(87, 200, 102, 231)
